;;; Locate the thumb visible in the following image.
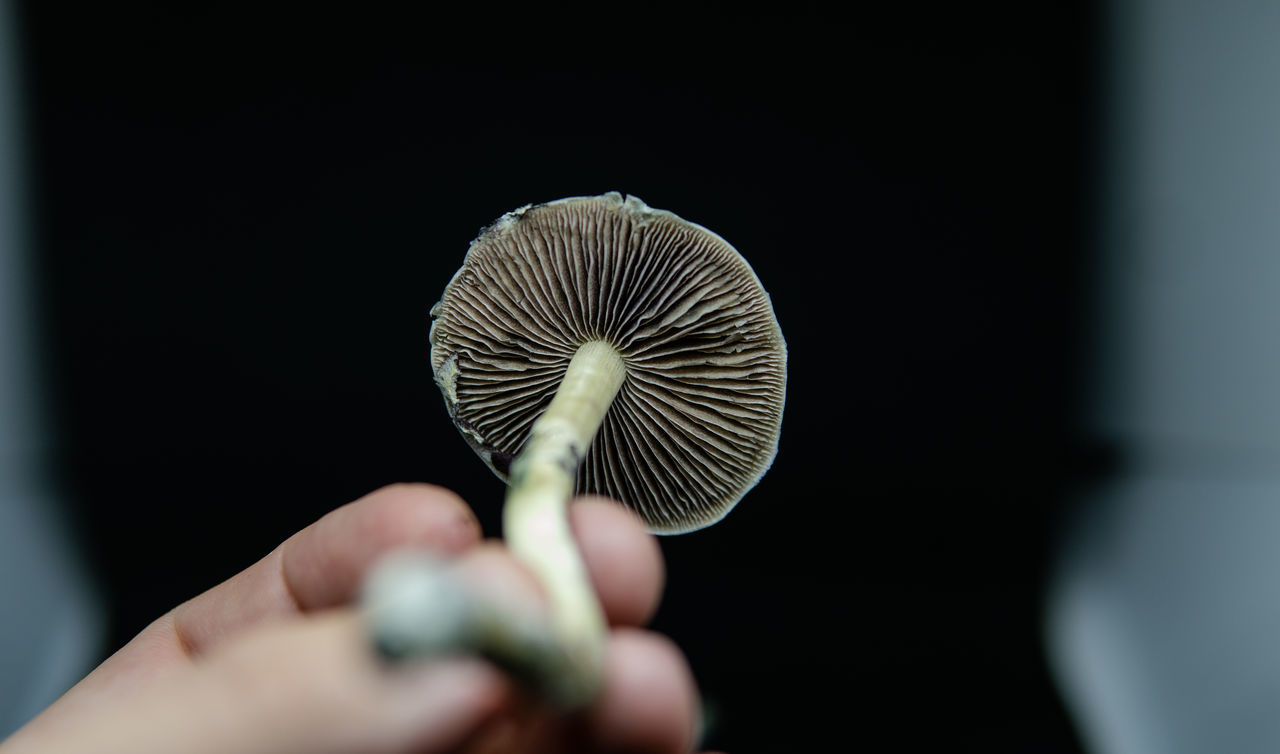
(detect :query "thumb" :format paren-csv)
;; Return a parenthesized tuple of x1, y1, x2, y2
(11, 611, 510, 754)
(198, 610, 512, 754)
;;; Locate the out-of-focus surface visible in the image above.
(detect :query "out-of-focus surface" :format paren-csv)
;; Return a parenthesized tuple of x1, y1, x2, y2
(1052, 483, 1280, 754)
(0, 0, 103, 738)
(1088, 0, 1280, 464)
(1049, 2, 1280, 753)
(10, 3, 1095, 749)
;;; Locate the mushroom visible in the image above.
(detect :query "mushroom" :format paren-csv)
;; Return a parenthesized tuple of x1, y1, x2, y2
(368, 192, 786, 706)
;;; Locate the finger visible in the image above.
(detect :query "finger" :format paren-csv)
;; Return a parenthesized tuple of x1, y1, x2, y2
(456, 628, 701, 754)
(10, 610, 513, 754)
(428, 497, 663, 633)
(174, 483, 481, 657)
(282, 484, 480, 610)
(452, 542, 549, 619)
(579, 628, 702, 754)
(570, 497, 665, 627)
(202, 611, 511, 754)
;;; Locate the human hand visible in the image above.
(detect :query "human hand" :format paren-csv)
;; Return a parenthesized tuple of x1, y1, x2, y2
(2, 484, 711, 753)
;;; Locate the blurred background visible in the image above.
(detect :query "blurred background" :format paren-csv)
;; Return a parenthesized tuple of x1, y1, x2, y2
(3, 1, 1095, 750)
(5, 1, 1276, 752)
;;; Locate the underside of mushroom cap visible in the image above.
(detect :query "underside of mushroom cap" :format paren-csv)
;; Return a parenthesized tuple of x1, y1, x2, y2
(429, 192, 787, 533)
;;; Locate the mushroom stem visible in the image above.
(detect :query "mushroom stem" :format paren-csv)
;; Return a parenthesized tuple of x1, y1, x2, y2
(504, 338, 626, 706)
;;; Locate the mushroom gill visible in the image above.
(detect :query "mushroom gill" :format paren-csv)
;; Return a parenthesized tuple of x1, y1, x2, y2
(429, 192, 787, 533)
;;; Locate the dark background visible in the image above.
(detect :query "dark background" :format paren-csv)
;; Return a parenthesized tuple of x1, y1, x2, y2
(17, 2, 1100, 750)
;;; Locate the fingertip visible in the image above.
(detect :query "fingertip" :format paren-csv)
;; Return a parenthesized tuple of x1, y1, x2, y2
(583, 628, 700, 754)
(451, 541, 549, 619)
(284, 483, 483, 611)
(384, 656, 514, 751)
(570, 498, 665, 627)
(358, 483, 483, 553)
(573, 495, 648, 530)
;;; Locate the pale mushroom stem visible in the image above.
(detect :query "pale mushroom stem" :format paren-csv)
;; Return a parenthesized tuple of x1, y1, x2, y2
(504, 338, 626, 706)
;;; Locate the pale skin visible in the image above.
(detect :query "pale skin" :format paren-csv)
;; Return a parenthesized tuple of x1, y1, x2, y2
(1, 483, 718, 754)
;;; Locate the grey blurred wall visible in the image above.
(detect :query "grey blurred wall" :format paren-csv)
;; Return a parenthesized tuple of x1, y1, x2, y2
(0, 0, 103, 739)
(1049, 2, 1280, 753)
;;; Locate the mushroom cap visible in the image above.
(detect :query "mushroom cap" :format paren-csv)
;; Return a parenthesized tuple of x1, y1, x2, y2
(429, 192, 787, 534)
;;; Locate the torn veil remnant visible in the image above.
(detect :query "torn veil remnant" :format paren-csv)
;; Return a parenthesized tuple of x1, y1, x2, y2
(370, 192, 786, 708)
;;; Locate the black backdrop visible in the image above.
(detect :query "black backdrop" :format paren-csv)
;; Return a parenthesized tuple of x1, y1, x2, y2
(18, 3, 1098, 751)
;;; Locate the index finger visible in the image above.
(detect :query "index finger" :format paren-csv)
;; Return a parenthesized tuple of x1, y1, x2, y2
(174, 483, 482, 656)
(570, 496, 666, 628)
